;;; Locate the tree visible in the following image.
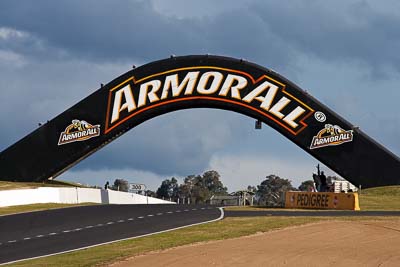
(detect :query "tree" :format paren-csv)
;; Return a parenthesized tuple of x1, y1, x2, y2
(156, 177, 179, 200)
(178, 175, 196, 201)
(298, 180, 315, 191)
(247, 185, 257, 193)
(202, 170, 228, 195)
(112, 179, 129, 192)
(256, 174, 296, 206)
(176, 170, 228, 204)
(191, 184, 210, 204)
(170, 177, 179, 199)
(178, 174, 208, 204)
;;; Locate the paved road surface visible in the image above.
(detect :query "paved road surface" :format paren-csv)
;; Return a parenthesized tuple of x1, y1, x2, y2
(0, 204, 222, 265)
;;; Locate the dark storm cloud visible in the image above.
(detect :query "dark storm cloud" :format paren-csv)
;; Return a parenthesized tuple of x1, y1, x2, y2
(1, 0, 400, 73)
(0, 0, 291, 72)
(0, 0, 205, 62)
(249, 1, 400, 73)
(0, 0, 299, 69)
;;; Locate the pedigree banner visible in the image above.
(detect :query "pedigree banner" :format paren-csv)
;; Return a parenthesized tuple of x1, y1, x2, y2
(285, 191, 360, 210)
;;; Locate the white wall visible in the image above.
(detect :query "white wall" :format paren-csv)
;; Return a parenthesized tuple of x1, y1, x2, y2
(0, 187, 174, 207)
(106, 189, 170, 204)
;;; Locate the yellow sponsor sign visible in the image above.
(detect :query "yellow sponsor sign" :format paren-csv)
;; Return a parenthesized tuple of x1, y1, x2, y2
(285, 191, 360, 210)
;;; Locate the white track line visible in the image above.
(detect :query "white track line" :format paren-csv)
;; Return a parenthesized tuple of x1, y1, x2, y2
(0, 207, 224, 266)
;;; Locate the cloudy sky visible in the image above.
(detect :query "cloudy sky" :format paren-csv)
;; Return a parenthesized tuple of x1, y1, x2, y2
(1, 0, 399, 191)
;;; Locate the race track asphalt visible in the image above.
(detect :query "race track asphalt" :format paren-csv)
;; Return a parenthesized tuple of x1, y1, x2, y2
(0, 204, 222, 265)
(1, 205, 399, 265)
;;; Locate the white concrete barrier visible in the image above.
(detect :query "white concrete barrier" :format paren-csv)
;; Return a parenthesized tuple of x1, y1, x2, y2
(0, 187, 174, 207)
(58, 187, 79, 204)
(76, 188, 103, 204)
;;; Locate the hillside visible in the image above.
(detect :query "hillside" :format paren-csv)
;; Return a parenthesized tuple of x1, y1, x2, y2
(360, 185, 400, 210)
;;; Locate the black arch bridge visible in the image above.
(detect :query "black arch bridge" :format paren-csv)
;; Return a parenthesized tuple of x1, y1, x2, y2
(0, 55, 399, 188)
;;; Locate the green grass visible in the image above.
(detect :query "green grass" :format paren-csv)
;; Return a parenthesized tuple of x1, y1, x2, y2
(224, 206, 289, 211)
(0, 203, 97, 216)
(0, 180, 86, 191)
(360, 185, 400, 210)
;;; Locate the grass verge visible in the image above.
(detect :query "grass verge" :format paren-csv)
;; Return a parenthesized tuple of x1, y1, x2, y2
(0, 180, 87, 191)
(7, 216, 400, 267)
(0, 203, 97, 216)
(360, 186, 400, 210)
